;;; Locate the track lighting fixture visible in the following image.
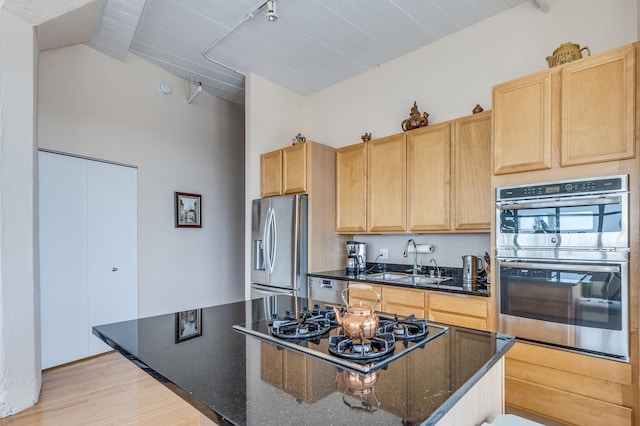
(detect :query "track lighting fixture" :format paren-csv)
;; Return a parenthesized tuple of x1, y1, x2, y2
(266, 0, 278, 22)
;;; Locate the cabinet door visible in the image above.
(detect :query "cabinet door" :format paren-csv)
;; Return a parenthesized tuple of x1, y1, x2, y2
(493, 71, 552, 174)
(347, 282, 382, 308)
(407, 123, 450, 231)
(427, 293, 488, 330)
(336, 143, 367, 233)
(367, 134, 407, 232)
(382, 286, 425, 318)
(452, 111, 492, 230)
(561, 44, 635, 166)
(283, 143, 307, 194)
(260, 149, 282, 197)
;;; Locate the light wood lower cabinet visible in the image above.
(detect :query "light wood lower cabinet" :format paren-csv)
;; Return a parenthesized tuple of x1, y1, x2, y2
(347, 282, 383, 308)
(505, 341, 634, 425)
(427, 292, 488, 331)
(381, 286, 425, 318)
(260, 342, 335, 403)
(348, 282, 488, 332)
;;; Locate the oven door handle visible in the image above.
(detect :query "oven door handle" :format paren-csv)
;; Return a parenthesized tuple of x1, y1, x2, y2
(499, 261, 620, 273)
(498, 196, 620, 210)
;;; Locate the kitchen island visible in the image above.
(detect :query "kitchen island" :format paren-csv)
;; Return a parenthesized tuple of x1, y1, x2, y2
(93, 296, 514, 425)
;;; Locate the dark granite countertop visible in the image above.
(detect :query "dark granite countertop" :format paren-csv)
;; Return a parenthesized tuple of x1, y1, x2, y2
(93, 297, 513, 425)
(310, 263, 490, 297)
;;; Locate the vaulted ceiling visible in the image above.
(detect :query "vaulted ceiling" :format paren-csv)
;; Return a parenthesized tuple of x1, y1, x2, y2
(35, 0, 549, 104)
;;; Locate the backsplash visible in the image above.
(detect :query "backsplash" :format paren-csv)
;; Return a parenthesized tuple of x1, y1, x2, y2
(351, 233, 490, 270)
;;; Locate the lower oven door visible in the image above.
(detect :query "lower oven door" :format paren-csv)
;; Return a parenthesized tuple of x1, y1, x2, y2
(497, 257, 628, 361)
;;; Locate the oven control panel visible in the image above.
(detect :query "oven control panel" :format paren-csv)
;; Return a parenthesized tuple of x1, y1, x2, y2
(498, 175, 626, 200)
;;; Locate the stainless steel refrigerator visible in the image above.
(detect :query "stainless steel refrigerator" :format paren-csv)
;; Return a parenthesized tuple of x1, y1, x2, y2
(251, 194, 308, 299)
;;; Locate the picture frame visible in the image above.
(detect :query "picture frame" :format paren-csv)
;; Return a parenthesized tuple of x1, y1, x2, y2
(175, 192, 201, 228)
(175, 308, 202, 343)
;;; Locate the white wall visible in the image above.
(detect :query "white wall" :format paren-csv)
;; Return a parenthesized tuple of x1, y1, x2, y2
(244, 73, 304, 287)
(355, 234, 490, 270)
(38, 44, 246, 317)
(0, 5, 41, 417)
(245, 0, 638, 274)
(303, 0, 638, 146)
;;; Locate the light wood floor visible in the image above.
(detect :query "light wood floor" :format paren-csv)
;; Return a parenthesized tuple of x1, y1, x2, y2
(0, 352, 201, 426)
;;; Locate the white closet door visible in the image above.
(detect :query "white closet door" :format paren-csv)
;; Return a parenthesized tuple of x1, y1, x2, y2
(39, 152, 89, 369)
(39, 152, 138, 368)
(87, 160, 138, 356)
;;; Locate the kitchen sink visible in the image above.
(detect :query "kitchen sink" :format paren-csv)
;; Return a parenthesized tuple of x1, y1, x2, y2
(363, 272, 453, 287)
(364, 272, 409, 281)
(397, 275, 453, 286)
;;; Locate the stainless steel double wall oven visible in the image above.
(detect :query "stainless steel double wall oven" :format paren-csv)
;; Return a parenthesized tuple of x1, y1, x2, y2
(496, 175, 629, 361)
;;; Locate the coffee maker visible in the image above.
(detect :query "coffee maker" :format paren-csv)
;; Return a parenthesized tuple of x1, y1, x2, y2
(346, 241, 366, 274)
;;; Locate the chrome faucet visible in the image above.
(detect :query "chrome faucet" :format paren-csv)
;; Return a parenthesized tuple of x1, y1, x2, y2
(430, 258, 441, 278)
(403, 239, 418, 275)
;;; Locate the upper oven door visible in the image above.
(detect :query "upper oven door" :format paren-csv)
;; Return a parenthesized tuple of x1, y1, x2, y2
(496, 192, 628, 250)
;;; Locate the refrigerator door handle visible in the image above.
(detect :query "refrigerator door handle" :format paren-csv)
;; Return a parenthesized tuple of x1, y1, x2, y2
(263, 207, 276, 274)
(269, 207, 277, 272)
(262, 207, 271, 272)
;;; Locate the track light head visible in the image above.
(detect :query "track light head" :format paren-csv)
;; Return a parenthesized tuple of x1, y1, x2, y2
(266, 0, 278, 22)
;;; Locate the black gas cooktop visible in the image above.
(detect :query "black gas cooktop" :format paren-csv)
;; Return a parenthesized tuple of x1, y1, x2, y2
(233, 302, 449, 374)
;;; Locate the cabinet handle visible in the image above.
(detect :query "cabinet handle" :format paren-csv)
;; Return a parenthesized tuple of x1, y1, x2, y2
(112, 267, 118, 272)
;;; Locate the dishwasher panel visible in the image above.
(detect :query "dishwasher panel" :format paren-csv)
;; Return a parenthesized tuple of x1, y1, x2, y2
(308, 277, 347, 304)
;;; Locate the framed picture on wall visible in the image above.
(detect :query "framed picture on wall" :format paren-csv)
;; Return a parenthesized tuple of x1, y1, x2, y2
(175, 192, 201, 228)
(175, 309, 202, 343)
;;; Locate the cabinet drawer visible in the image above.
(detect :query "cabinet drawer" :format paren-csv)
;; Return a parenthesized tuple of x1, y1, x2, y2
(383, 287, 425, 308)
(383, 302, 424, 318)
(428, 311, 487, 330)
(428, 293, 487, 318)
(348, 283, 382, 305)
(506, 377, 633, 426)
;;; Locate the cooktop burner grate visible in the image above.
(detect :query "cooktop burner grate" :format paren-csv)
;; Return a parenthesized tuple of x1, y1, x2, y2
(328, 333, 396, 360)
(233, 298, 450, 373)
(268, 305, 341, 339)
(377, 314, 428, 340)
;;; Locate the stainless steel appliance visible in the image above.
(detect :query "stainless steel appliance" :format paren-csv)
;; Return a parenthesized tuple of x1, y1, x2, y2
(233, 296, 449, 374)
(251, 195, 308, 299)
(308, 277, 348, 304)
(496, 175, 629, 361)
(462, 255, 484, 285)
(346, 240, 366, 274)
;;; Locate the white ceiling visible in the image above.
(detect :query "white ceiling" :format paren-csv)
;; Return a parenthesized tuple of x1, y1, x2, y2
(38, 0, 550, 104)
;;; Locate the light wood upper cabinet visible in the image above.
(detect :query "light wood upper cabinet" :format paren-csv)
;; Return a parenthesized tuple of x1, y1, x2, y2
(407, 122, 451, 232)
(493, 43, 636, 175)
(561, 44, 635, 166)
(407, 112, 491, 232)
(336, 143, 367, 233)
(367, 134, 407, 232)
(452, 111, 492, 230)
(260, 149, 282, 197)
(283, 143, 308, 194)
(259, 141, 347, 272)
(492, 71, 552, 175)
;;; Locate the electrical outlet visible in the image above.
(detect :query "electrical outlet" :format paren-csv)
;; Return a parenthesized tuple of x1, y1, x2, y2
(379, 248, 389, 259)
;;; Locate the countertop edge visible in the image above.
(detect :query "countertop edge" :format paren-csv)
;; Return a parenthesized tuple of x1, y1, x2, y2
(308, 270, 490, 297)
(422, 335, 516, 425)
(91, 327, 233, 426)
